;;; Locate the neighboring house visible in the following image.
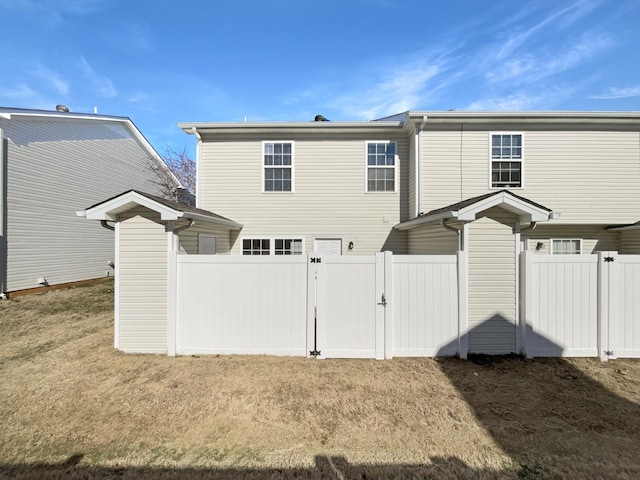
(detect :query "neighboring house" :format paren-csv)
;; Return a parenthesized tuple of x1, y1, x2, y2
(80, 110, 640, 357)
(0, 106, 181, 296)
(176, 111, 640, 354)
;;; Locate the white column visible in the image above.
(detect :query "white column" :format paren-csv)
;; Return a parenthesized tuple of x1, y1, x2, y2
(166, 221, 177, 357)
(457, 250, 468, 359)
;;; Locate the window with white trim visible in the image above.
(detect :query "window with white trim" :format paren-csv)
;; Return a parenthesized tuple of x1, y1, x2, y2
(263, 141, 293, 192)
(242, 237, 303, 255)
(491, 133, 522, 188)
(366, 141, 396, 192)
(551, 239, 582, 255)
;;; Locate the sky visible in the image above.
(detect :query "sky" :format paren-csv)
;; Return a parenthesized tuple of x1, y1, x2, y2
(1, 0, 639, 157)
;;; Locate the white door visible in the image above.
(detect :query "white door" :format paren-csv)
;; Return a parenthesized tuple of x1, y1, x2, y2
(313, 238, 342, 256)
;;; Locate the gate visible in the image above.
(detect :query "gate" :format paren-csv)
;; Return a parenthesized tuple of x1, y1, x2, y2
(308, 253, 385, 359)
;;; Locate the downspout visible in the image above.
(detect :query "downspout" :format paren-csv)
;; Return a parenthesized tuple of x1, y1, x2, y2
(100, 220, 115, 231)
(414, 116, 428, 217)
(441, 218, 463, 251)
(172, 219, 195, 251)
(517, 221, 537, 250)
(192, 127, 202, 208)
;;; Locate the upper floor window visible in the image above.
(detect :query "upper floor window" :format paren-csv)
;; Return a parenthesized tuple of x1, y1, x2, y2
(491, 133, 522, 188)
(263, 141, 293, 192)
(366, 141, 396, 192)
(552, 239, 582, 255)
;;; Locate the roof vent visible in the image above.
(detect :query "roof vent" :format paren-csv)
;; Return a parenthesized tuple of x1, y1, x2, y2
(56, 105, 70, 113)
(314, 114, 330, 122)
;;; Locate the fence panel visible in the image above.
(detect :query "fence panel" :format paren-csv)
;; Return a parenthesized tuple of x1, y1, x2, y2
(524, 254, 599, 357)
(611, 255, 640, 358)
(392, 255, 459, 356)
(176, 255, 308, 356)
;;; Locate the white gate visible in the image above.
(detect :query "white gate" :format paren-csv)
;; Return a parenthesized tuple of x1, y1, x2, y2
(309, 254, 384, 359)
(609, 254, 640, 358)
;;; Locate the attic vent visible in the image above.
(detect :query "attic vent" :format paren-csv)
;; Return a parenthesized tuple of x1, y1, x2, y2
(56, 105, 70, 113)
(314, 114, 330, 122)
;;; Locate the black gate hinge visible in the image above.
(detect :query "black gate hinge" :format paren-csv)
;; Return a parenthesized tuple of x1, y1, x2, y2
(309, 349, 321, 357)
(310, 257, 322, 264)
(604, 257, 615, 263)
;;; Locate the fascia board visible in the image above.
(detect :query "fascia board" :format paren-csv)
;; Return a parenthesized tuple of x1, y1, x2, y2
(180, 122, 404, 136)
(395, 211, 458, 230)
(184, 212, 243, 230)
(456, 192, 551, 222)
(82, 192, 180, 221)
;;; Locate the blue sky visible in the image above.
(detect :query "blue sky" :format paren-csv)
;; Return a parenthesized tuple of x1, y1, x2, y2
(1, 0, 639, 156)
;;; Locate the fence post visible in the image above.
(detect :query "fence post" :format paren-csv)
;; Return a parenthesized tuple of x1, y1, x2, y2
(166, 228, 178, 357)
(457, 250, 468, 359)
(598, 251, 610, 361)
(375, 252, 385, 360)
(384, 251, 393, 359)
(520, 251, 534, 358)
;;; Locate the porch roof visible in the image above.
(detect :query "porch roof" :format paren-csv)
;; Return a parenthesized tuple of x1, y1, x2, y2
(77, 190, 243, 229)
(395, 190, 558, 230)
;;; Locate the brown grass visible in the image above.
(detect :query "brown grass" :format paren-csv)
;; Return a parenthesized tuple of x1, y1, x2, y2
(1, 281, 639, 479)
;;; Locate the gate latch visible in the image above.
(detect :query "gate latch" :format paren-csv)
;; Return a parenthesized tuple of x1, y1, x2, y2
(377, 294, 387, 307)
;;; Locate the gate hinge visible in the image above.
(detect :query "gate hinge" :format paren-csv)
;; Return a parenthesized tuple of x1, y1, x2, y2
(605, 350, 615, 356)
(604, 257, 615, 262)
(309, 349, 321, 357)
(310, 257, 322, 264)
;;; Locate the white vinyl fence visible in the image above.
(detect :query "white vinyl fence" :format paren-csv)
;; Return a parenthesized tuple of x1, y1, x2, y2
(173, 252, 466, 359)
(521, 251, 640, 360)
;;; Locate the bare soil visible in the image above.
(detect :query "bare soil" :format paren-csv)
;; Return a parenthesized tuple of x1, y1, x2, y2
(0, 281, 639, 479)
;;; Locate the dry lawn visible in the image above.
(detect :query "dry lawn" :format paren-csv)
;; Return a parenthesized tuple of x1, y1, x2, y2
(1, 281, 639, 479)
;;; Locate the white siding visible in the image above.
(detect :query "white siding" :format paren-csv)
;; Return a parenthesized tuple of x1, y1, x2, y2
(178, 221, 234, 254)
(420, 125, 640, 225)
(407, 222, 459, 254)
(2, 116, 166, 292)
(620, 230, 640, 254)
(523, 225, 620, 254)
(467, 209, 517, 354)
(198, 134, 409, 255)
(118, 208, 167, 353)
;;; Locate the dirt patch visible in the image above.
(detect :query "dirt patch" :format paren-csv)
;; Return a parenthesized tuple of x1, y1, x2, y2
(1, 282, 639, 479)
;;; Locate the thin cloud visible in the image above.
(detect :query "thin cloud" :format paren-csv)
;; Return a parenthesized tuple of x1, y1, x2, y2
(466, 92, 549, 111)
(0, 83, 36, 99)
(591, 86, 640, 99)
(79, 57, 117, 98)
(34, 65, 70, 96)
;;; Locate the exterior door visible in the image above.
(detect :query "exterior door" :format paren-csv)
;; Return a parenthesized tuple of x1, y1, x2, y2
(313, 238, 342, 256)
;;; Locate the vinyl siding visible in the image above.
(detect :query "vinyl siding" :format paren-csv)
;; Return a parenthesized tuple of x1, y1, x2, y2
(523, 225, 619, 254)
(620, 230, 640, 254)
(178, 222, 234, 254)
(118, 208, 167, 353)
(467, 209, 517, 354)
(420, 125, 640, 225)
(198, 133, 409, 255)
(407, 222, 459, 254)
(2, 116, 166, 292)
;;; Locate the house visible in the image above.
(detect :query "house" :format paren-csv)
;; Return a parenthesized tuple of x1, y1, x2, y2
(80, 111, 640, 357)
(0, 106, 181, 296)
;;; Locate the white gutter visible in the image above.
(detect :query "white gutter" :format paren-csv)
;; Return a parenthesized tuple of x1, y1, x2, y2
(394, 211, 459, 230)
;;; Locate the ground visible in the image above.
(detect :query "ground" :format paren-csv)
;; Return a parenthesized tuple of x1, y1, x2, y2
(0, 281, 639, 479)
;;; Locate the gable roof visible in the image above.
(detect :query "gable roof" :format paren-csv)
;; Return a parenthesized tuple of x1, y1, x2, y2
(0, 106, 183, 190)
(78, 190, 242, 229)
(395, 190, 557, 230)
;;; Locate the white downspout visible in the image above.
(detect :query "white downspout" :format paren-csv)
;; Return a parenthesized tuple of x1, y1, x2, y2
(192, 127, 202, 208)
(414, 115, 428, 217)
